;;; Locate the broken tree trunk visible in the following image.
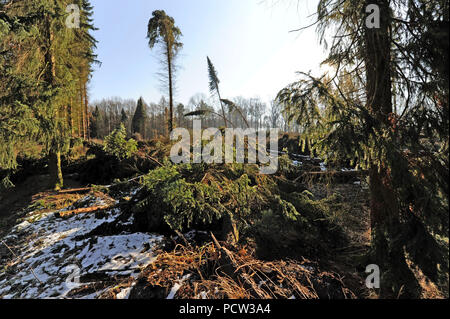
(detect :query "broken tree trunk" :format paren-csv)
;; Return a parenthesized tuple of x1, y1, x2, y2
(56, 205, 111, 218)
(296, 170, 368, 183)
(57, 187, 92, 195)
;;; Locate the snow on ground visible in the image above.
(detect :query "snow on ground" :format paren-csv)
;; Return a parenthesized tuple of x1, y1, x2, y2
(0, 194, 163, 299)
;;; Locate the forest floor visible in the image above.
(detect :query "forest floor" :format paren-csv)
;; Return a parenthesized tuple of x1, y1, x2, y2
(0, 179, 163, 298)
(0, 176, 371, 299)
(0, 175, 83, 238)
(0, 139, 446, 299)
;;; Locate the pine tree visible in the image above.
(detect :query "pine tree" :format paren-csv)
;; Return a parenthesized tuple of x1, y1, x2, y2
(277, 0, 448, 297)
(207, 57, 228, 127)
(132, 97, 148, 138)
(147, 10, 183, 133)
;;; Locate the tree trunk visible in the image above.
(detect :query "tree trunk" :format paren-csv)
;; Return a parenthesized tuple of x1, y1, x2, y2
(77, 98, 82, 138)
(69, 99, 74, 137)
(217, 88, 228, 128)
(80, 80, 86, 140)
(364, 0, 418, 298)
(83, 80, 90, 140)
(164, 107, 169, 137)
(369, 167, 419, 297)
(167, 47, 174, 133)
(45, 14, 64, 191)
(49, 150, 63, 191)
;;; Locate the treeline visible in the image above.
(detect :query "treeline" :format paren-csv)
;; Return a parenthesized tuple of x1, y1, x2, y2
(0, 0, 97, 189)
(88, 9, 305, 142)
(89, 94, 303, 140)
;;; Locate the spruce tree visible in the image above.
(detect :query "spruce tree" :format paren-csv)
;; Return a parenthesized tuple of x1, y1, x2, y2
(121, 109, 128, 124)
(277, 0, 448, 297)
(90, 105, 102, 139)
(132, 97, 148, 138)
(207, 57, 228, 127)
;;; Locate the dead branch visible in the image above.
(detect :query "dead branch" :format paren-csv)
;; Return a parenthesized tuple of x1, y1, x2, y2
(56, 205, 111, 218)
(57, 187, 92, 195)
(1, 240, 43, 285)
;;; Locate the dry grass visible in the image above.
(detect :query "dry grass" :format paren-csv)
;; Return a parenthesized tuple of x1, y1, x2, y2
(130, 240, 357, 299)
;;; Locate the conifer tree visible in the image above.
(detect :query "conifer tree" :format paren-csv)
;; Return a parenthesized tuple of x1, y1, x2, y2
(277, 0, 448, 297)
(132, 97, 148, 138)
(207, 57, 228, 127)
(0, 2, 39, 179)
(121, 109, 128, 124)
(0, 0, 98, 190)
(147, 10, 183, 133)
(90, 105, 101, 139)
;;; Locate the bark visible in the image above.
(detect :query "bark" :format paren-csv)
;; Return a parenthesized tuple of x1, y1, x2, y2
(80, 80, 86, 139)
(78, 99, 82, 138)
(83, 80, 90, 140)
(57, 205, 111, 218)
(69, 99, 74, 137)
(167, 46, 174, 133)
(164, 107, 169, 137)
(57, 187, 91, 194)
(49, 150, 63, 191)
(45, 14, 63, 191)
(221, 213, 239, 245)
(217, 88, 228, 128)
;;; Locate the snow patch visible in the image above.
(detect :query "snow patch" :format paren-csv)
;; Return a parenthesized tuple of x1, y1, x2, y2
(0, 195, 163, 299)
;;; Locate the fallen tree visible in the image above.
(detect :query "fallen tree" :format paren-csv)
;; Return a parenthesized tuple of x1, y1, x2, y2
(297, 170, 369, 183)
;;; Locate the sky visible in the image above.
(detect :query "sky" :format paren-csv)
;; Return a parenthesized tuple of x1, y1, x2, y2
(89, 0, 328, 106)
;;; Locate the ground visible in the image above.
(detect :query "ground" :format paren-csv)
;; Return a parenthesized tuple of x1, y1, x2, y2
(0, 152, 446, 299)
(0, 175, 83, 238)
(0, 173, 373, 299)
(0, 182, 163, 299)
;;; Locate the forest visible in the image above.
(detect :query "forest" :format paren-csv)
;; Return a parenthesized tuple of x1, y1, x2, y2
(0, 0, 448, 301)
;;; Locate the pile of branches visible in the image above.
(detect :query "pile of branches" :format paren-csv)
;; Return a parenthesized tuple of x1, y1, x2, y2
(127, 235, 358, 299)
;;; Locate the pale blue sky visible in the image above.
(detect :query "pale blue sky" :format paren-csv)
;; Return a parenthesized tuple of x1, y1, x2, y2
(89, 0, 328, 106)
